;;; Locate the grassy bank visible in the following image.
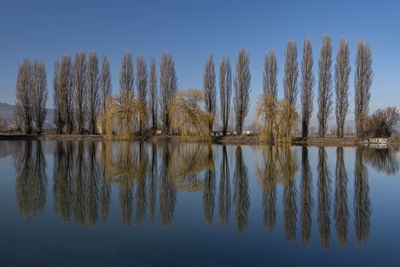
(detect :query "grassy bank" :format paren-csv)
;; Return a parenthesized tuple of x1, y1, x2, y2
(1, 132, 399, 147)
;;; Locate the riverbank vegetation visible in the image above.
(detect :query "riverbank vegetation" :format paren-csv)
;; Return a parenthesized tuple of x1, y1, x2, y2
(7, 36, 399, 143)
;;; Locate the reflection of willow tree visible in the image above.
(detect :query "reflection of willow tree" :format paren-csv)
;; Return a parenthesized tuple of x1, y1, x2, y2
(53, 142, 73, 221)
(135, 143, 148, 225)
(84, 142, 100, 226)
(202, 145, 215, 226)
(218, 146, 231, 224)
(362, 148, 399, 175)
(300, 146, 313, 245)
(99, 142, 111, 223)
(255, 145, 278, 233)
(15, 141, 47, 217)
(148, 144, 158, 223)
(282, 146, 298, 243)
(317, 147, 331, 249)
(334, 147, 348, 247)
(233, 146, 250, 234)
(159, 144, 177, 228)
(354, 147, 371, 246)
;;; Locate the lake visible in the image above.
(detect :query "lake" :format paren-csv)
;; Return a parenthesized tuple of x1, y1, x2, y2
(0, 140, 399, 266)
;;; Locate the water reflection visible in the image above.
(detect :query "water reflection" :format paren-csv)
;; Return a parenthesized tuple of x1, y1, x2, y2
(9, 141, 399, 249)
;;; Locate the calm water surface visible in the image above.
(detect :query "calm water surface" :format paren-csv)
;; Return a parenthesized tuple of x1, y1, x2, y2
(0, 140, 400, 266)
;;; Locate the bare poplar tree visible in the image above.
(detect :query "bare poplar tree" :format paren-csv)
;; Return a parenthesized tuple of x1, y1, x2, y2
(300, 38, 314, 138)
(149, 57, 158, 131)
(15, 59, 32, 134)
(136, 54, 148, 135)
(317, 35, 333, 137)
(53, 60, 64, 133)
(100, 54, 112, 132)
(72, 51, 86, 134)
(284, 41, 298, 107)
(335, 38, 351, 138)
(203, 54, 216, 132)
(234, 48, 251, 135)
(263, 50, 278, 98)
(85, 51, 100, 134)
(219, 56, 232, 136)
(58, 55, 73, 133)
(30, 60, 48, 134)
(119, 51, 134, 98)
(354, 39, 372, 138)
(159, 52, 177, 134)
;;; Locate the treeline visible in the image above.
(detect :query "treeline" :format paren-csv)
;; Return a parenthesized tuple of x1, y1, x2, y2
(14, 35, 398, 138)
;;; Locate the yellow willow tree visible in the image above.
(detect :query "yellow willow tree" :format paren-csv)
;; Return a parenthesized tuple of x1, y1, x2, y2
(111, 91, 140, 138)
(255, 94, 297, 143)
(170, 89, 213, 139)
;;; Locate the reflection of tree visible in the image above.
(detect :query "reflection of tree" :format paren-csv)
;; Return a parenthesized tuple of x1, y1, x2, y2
(99, 142, 111, 223)
(354, 147, 371, 246)
(71, 142, 85, 225)
(202, 145, 215, 226)
(362, 148, 399, 175)
(233, 146, 250, 234)
(135, 143, 148, 225)
(148, 144, 158, 223)
(334, 147, 348, 247)
(85, 142, 100, 226)
(256, 146, 278, 233)
(300, 146, 312, 245)
(317, 147, 331, 249)
(53, 142, 73, 221)
(159, 144, 176, 228)
(15, 141, 47, 217)
(218, 146, 231, 225)
(282, 146, 297, 243)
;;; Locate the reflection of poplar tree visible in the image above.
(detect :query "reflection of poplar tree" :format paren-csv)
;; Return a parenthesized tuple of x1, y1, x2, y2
(148, 144, 158, 223)
(233, 146, 250, 234)
(85, 142, 99, 226)
(354, 148, 370, 246)
(317, 147, 331, 249)
(99, 142, 111, 223)
(118, 143, 134, 227)
(135, 143, 148, 225)
(202, 146, 215, 226)
(71, 142, 85, 225)
(53, 142, 73, 222)
(15, 141, 47, 217)
(218, 146, 231, 224)
(300, 147, 313, 245)
(334, 147, 348, 247)
(159, 145, 176, 228)
(282, 146, 297, 243)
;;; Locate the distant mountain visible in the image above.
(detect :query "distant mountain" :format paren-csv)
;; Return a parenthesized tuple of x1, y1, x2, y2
(0, 102, 54, 128)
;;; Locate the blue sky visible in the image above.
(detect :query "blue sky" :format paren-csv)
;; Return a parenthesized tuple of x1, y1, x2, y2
(0, 0, 399, 126)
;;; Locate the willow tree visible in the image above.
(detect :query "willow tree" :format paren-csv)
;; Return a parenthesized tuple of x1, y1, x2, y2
(85, 51, 100, 134)
(317, 35, 333, 137)
(136, 54, 148, 135)
(30, 60, 48, 134)
(149, 57, 158, 131)
(100, 54, 112, 135)
(72, 51, 86, 134)
(335, 38, 350, 138)
(159, 52, 177, 134)
(219, 56, 232, 136)
(300, 38, 314, 139)
(283, 41, 298, 138)
(234, 48, 251, 135)
(203, 54, 216, 132)
(15, 59, 32, 134)
(354, 39, 372, 138)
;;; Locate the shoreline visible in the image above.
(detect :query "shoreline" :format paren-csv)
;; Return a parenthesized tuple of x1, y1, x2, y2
(0, 133, 398, 147)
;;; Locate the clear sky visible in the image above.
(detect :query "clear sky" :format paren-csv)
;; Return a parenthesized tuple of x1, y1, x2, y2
(1, 0, 399, 126)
